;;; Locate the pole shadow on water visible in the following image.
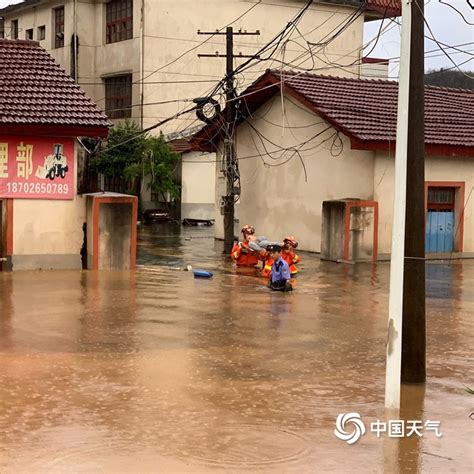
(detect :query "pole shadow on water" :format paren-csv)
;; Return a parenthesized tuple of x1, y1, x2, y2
(384, 384, 426, 474)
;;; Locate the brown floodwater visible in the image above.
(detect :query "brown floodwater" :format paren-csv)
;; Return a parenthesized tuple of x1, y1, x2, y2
(0, 224, 473, 473)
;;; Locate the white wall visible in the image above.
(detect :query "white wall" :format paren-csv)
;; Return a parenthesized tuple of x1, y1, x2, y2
(215, 93, 375, 252)
(181, 151, 216, 220)
(361, 61, 389, 80)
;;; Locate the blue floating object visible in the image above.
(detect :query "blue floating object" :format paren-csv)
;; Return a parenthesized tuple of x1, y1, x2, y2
(193, 270, 213, 279)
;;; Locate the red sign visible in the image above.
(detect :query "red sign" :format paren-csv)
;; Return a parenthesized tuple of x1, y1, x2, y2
(0, 136, 74, 200)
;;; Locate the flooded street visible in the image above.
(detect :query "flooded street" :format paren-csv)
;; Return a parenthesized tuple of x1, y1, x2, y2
(0, 224, 473, 473)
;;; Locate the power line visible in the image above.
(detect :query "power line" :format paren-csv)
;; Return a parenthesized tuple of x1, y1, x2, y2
(389, 17, 474, 77)
(140, 0, 262, 83)
(181, 129, 339, 165)
(438, 0, 474, 25)
(424, 57, 474, 76)
(416, 3, 474, 79)
(97, 105, 199, 155)
(233, 0, 318, 76)
(104, 98, 197, 114)
(77, 79, 219, 86)
(97, 1, 393, 157)
(92, 0, 263, 105)
(175, 10, 474, 150)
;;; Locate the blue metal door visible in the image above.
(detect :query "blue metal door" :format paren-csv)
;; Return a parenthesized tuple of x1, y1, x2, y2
(425, 211, 454, 253)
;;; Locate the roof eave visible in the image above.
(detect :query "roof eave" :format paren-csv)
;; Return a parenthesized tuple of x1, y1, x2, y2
(190, 70, 472, 157)
(0, 0, 42, 16)
(350, 138, 474, 157)
(0, 123, 110, 138)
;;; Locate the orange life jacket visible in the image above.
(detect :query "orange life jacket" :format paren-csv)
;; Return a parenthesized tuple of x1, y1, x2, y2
(262, 258, 273, 278)
(231, 241, 260, 267)
(282, 249, 300, 275)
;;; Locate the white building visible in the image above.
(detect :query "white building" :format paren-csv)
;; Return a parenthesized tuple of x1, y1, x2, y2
(191, 70, 474, 257)
(0, 0, 398, 215)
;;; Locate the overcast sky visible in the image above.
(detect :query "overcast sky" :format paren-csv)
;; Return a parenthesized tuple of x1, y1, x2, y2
(1, 0, 472, 76)
(364, 0, 473, 76)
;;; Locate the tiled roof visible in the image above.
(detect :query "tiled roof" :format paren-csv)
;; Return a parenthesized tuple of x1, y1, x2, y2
(169, 138, 193, 154)
(0, 39, 111, 136)
(165, 124, 205, 154)
(365, 0, 401, 16)
(270, 70, 474, 151)
(192, 70, 474, 156)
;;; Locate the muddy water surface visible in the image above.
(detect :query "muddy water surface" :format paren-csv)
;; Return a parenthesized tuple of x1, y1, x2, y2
(0, 225, 473, 473)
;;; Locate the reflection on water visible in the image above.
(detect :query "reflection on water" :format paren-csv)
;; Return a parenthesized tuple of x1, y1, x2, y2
(0, 224, 473, 473)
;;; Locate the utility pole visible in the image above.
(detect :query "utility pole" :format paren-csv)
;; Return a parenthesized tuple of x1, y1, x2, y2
(385, 0, 425, 410)
(198, 27, 260, 253)
(139, 0, 145, 130)
(401, 0, 425, 386)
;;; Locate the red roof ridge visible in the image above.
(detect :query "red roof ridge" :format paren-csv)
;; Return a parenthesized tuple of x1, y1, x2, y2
(425, 83, 474, 94)
(270, 69, 474, 93)
(267, 68, 398, 86)
(362, 57, 389, 64)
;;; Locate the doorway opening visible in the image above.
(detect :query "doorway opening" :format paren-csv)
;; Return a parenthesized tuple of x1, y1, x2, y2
(425, 182, 465, 253)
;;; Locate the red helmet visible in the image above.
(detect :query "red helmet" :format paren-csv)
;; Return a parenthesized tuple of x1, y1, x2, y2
(241, 225, 255, 236)
(283, 236, 298, 249)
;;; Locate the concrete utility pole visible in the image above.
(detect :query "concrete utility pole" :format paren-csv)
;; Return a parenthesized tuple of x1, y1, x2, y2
(385, 0, 425, 410)
(198, 27, 260, 253)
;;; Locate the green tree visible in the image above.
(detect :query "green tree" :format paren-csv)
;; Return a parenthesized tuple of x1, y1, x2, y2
(91, 120, 148, 181)
(125, 135, 181, 205)
(91, 121, 180, 205)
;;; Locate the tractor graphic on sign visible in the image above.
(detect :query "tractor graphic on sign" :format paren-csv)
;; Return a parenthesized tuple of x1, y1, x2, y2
(36, 144, 69, 180)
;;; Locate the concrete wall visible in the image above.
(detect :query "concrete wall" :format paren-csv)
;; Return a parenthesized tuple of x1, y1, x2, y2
(215, 93, 375, 252)
(181, 151, 216, 220)
(361, 61, 389, 80)
(374, 152, 474, 254)
(11, 143, 86, 270)
(98, 202, 133, 270)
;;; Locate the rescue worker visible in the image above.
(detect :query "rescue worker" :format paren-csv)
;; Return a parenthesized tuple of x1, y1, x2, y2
(263, 235, 300, 278)
(267, 244, 293, 292)
(282, 236, 300, 275)
(231, 225, 266, 267)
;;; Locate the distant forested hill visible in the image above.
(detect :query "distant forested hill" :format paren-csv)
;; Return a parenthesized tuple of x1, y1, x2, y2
(425, 69, 474, 89)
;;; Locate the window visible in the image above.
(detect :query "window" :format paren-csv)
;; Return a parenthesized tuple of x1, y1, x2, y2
(427, 187, 455, 211)
(104, 74, 132, 119)
(106, 0, 133, 44)
(0, 18, 4, 39)
(25, 28, 33, 40)
(38, 25, 46, 41)
(54, 6, 64, 48)
(11, 20, 18, 39)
